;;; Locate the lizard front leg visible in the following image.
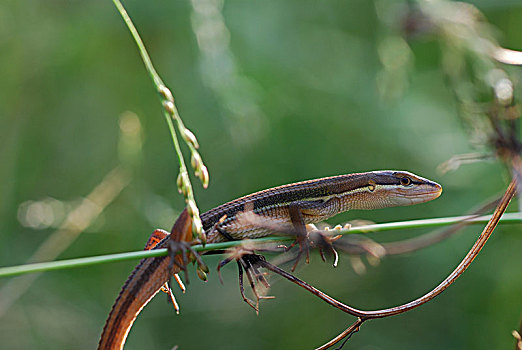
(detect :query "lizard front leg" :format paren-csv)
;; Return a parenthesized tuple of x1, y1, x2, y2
(286, 198, 342, 271)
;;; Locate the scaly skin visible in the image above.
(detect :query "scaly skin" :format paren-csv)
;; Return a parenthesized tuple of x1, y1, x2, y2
(98, 209, 193, 350)
(98, 171, 442, 349)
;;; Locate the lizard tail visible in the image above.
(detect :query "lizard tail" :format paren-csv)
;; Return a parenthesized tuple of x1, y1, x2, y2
(98, 209, 193, 350)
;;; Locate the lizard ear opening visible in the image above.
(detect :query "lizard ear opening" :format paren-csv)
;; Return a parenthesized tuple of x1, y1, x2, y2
(368, 180, 376, 192)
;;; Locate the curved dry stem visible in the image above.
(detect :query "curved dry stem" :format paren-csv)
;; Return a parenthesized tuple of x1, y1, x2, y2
(261, 179, 516, 348)
(314, 318, 364, 350)
(112, 0, 208, 243)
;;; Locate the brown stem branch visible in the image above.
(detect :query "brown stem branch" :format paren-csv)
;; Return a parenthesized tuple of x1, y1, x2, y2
(314, 318, 365, 350)
(261, 179, 516, 348)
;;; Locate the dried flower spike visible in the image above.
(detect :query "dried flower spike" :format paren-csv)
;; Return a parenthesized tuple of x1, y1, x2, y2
(191, 217, 206, 243)
(191, 152, 203, 171)
(158, 85, 174, 102)
(163, 100, 175, 115)
(177, 172, 189, 197)
(199, 165, 210, 189)
(182, 129, 199, 149)
(186, 200, 199, 217)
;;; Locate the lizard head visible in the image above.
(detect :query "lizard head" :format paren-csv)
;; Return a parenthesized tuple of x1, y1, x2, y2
(366, 170, 442, 207)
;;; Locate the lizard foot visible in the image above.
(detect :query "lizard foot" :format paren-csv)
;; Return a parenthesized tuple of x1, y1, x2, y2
(217, 246, 274, 313)
(285, 205, 311, 272)
(308, 229, 343, 267)
(284, 230, 311, 272)
(167, 239, 208, 285)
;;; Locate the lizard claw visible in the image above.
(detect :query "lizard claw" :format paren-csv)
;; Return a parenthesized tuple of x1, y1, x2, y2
(167, 239, 208, 285)
(285, 205, 310, 271)
(238, 256, 276, 313)
(164, 208, 208, 286)
(167, 240, 191, 284)
(308, 230, 343, 267)
(287, 232, 311, 272)
(333, 234, 386, 273)
(286, 229, 343, 270)
(217, 245, 274, 313)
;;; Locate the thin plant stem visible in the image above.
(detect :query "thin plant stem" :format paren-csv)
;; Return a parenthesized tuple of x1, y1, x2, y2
(112, 0, 208, 241)
(0, 212, 519, 279)
(111, 0, 162, 87)
(314, 318, 364, 350)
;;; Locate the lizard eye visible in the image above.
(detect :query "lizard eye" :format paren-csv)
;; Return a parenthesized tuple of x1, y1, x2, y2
(368, 180, 376, 192)
(400, 177, 412, 187)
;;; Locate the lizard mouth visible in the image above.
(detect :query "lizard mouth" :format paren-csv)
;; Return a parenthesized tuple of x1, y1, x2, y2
(412, 187, 442, 198)
(392, 185, 442, 205)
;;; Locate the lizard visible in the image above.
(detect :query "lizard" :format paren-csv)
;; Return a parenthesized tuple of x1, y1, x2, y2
(98, 170, 442, 349)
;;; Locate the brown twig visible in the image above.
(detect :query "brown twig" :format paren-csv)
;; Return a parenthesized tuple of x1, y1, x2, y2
(314, 318, 364, 350)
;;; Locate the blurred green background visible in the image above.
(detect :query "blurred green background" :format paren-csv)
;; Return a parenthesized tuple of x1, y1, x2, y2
(0, 0, 521, 349)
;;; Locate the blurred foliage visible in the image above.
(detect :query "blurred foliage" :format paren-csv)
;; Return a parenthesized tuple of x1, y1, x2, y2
(0, 0, 521, 349)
